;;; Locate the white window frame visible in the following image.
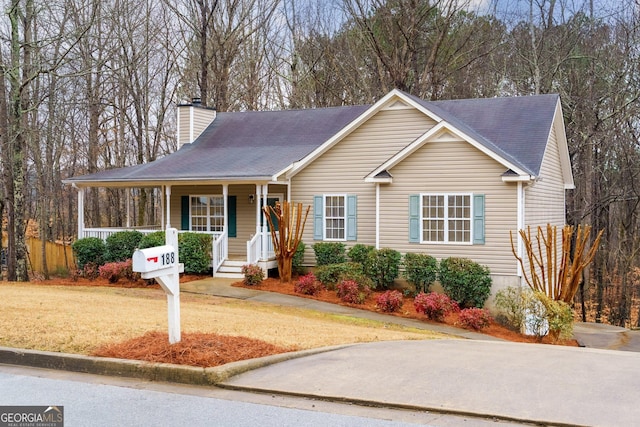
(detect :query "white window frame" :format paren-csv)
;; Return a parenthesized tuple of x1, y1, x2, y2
(420, 193, 473, 244)
(189, 195, 224, 232)
(323, 194, 347, 241)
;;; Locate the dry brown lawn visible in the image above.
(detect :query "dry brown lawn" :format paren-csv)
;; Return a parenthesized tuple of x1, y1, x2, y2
(0, 283, 446, 355)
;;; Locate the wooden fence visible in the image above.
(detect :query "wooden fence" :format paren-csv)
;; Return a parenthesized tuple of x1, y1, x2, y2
(26, 238, 76, 275)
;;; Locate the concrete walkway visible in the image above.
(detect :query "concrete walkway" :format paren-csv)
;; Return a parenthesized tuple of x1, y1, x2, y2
(182, 277, 640, 426)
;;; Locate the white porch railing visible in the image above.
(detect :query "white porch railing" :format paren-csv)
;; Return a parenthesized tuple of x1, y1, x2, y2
(247, 232, 276, 265)
(82, 227, 162, 240)
(212, 231, 228, 275)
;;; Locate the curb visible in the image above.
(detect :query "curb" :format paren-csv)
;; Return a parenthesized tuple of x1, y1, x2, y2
(0, 344, 353, 386)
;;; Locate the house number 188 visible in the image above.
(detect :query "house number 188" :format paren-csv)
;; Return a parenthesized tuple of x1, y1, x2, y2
(162, 252, 175, 265)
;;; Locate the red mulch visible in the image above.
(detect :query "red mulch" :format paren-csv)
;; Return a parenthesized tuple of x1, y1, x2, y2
(92, 331, 294, 368)
(234, 278, 579, 347)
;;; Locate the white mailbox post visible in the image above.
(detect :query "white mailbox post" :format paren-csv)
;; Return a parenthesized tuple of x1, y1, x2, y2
(132, 228, 183, 344)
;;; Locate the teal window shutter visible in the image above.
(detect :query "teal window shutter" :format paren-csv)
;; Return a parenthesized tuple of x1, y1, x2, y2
(473, 194, 485, 244)
(181, 196, 190, 230)
(228, 196, 237, 237)
(409, 195, 420, 243)
(313, 195, 323, 240)
(346, 195, 357, 241)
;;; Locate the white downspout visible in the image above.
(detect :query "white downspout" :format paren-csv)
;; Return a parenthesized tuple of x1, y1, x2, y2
(165, 185, 172, 229)
(375, 183, 380, 249)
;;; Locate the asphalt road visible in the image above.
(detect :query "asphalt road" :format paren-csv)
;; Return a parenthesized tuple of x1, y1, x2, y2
(0, 364, 530, 427)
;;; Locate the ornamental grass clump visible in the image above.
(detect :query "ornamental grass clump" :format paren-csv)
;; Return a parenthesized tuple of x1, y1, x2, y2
(414, 292, 459, 321)
(294, 273, 325, 296)
(458, 308, 492, 330)
(241, 264, 264, 286)
(336, 279, 370, 304)
(375, 290, 404, 313)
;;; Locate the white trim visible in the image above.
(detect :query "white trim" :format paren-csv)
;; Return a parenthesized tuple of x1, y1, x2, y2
(165, 185, 171, 229)
(284, 89, 443, 180)
(375, 184, 380, 249)
(223, 184, 229, 237)
(553, 98, 575, 189)
(517, 182, 524, 278)
(418, 192, 473, 245)
(323, 194, 348, 241)
(188, 194, 225, 232)
(367, 122, 532, 181)
(189, 106, 194, 143)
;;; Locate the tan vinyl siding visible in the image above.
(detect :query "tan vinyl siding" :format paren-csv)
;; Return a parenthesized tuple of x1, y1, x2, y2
(522, 124, 566, 282)
(383, 139, 519, 275)
(171, 184, 286, 256)
(291, 107, 437, 265)
(525, 125, 566, 228)
(176, 106, 216, 148)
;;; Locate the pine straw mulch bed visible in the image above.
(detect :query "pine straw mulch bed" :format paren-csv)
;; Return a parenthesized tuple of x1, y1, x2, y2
(233, 277, 579, 347)
(91, 331, 294, 368)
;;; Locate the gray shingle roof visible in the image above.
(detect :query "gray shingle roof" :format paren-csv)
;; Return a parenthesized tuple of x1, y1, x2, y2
(412, 93, 559, 175)
(65, 92, 558, 185)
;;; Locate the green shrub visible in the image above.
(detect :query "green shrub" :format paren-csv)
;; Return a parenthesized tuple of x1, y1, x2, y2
(312, 242, 346, 266)
(439, 257, 492, 308)
(535, 292, 574, 341)
(494, 286, 533, 332)
(138, 231, 166, 249)
(315, 262, 366, 290)
(105, 230, 144, 262)
(364, 248, 402, 290)
(178, 232, 212, 274)
(347, 244, 375, 264)
(72, 237, 106, 270)
(241, 264, 264, 285)
(403, 253, 438, 295)
(292, 241, 306, 275)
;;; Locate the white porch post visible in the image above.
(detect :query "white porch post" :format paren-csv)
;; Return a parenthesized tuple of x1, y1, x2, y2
(261, 184, 268, 261)
(75, 185, 85, 239)
(255, 184, 262, 235)
(223, 184, 229, 235)
(126, 189, 131, 228)
(165, 185, 172, 229)
(160, 187, 165, 229)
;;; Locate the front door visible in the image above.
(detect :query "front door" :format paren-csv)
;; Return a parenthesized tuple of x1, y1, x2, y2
(261, 197, 280, 231)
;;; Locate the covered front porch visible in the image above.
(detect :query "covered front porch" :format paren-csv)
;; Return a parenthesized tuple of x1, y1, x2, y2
(73, 182, 288, 277)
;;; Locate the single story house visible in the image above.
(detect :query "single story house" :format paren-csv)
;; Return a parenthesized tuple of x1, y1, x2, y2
(64, 89, 574, 292)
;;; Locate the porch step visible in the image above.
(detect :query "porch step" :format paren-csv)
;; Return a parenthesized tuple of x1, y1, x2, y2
(214, 259, 245, 279)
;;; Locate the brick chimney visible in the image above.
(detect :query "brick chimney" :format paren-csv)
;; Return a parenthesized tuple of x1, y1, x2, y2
(176, 97, 217, 149)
